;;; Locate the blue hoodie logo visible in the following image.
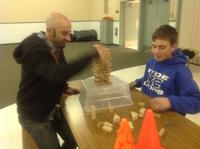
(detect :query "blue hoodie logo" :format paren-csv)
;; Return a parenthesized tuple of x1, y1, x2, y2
(143, 68, 169, 95)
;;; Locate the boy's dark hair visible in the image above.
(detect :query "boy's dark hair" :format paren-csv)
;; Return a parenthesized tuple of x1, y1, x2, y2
(152, 25, 178, 45)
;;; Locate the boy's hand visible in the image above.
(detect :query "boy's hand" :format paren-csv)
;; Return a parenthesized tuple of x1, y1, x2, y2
(150, 97, 171, 112)
(129, 81, 137, 89)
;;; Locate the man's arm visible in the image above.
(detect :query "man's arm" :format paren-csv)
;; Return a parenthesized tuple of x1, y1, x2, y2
(29, 45, 110, 84)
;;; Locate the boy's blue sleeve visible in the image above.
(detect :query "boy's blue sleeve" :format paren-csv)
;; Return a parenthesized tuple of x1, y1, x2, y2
(135, 77, 144, 87)
(168, 68, 200, 115)
(134, 64, 149, 88)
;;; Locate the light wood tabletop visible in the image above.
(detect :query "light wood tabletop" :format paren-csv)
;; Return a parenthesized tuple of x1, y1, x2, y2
(61, 80, 200, 149)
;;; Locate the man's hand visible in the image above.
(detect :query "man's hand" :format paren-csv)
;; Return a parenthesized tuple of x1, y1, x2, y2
(65, 87, 80, 95)
(93, 44, 111, 62)
(150, 97, 171, 112)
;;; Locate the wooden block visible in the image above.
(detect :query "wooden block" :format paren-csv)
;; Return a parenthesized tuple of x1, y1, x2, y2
(96, 121, 104, 128)
(138, 102, 145, 108)
(139, 107, 146, 115)
(138, 113, 144, 118)
(102, 125, 113, 133)
(129, 121, 134, 130)
(138, 108, 146, 118)
(104, 122, 113, 128)
(91, 105, 96, 120)
(159, 128, 166, 138)
(108, 102, 114, 113)
(113, 114, 120, 123)
(131, 111, 138, 121)
(154, 113, 161, 119)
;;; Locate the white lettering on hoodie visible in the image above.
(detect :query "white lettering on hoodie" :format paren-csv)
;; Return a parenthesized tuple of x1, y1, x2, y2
(143, 68, 169, 95)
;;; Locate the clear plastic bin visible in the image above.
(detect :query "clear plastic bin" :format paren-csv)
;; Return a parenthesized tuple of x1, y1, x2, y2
(79, 76, 133, 113)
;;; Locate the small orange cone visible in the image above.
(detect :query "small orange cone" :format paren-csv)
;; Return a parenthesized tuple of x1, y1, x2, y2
(136, 109, 165, 149)
(114, 118, 136, 149)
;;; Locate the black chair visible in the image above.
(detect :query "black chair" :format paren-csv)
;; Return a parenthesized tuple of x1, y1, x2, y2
(182, 49, 196, 60)
(182, 49, 199, 67)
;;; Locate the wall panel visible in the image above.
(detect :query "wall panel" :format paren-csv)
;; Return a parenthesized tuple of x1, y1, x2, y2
(0, 0, 92, 22)
(0, 21, 101, 44)
(179, 0, 200, 51)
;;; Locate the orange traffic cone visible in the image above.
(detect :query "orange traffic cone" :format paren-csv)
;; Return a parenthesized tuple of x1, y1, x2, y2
(136, 109, 165, 149)
(114, 118, 136, 149)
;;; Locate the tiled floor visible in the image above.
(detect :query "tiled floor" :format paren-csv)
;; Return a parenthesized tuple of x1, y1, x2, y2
(0, 64, 199, 149)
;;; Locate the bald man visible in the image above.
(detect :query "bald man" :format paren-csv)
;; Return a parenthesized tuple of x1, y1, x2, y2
(13, 12, 110, 149)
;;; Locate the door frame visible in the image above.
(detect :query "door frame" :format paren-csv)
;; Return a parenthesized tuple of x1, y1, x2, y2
(119, 0, 182, 51)
(119, 0, 142, 50)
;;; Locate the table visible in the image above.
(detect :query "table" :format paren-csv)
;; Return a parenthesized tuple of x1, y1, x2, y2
(62, 80, 200, 149)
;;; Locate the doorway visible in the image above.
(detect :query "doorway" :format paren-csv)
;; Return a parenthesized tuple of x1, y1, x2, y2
(120, 0, 140, 50)
(120, 0, 174, 51)
(138, 0, 170, 51)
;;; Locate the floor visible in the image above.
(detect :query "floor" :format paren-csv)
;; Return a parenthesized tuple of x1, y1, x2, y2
(0, 64, 199, 149)
(125, 40, 138, 50)
(0, 42, 152, 108)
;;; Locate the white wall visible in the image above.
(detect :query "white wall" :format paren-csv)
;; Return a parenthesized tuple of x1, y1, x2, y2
(1, 0, 120, 22)
(178, 0, 200, 51)
(0, 0, 121, 45)
(0, 21, 101, 44)
(0, 0, 93, 22)
(0, 21, 120, 45)
(124, 2, 139, 41)
(0, 23, 45, 44)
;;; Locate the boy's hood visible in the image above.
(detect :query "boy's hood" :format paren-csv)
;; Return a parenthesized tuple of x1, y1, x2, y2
(158, 49, 187, 65)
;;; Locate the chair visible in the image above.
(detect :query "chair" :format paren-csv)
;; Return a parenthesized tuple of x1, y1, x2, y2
(182, 49, 199, 68)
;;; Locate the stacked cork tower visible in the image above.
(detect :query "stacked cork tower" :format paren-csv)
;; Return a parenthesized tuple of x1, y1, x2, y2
(92, 45, 112, 85)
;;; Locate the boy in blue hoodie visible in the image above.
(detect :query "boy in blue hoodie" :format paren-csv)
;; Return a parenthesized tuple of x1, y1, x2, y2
(130, 25, 200, 115)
